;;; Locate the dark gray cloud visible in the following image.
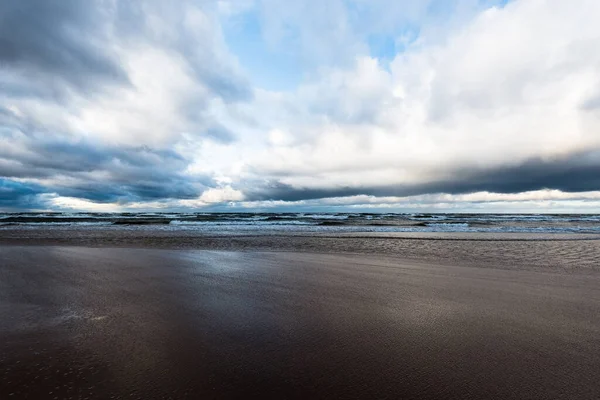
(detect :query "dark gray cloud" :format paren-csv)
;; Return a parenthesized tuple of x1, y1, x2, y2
(0, 179, 46, 209)
(0, 137, 212, 204)
(244, 150, 600, 201)
(0, 0, 129, 94)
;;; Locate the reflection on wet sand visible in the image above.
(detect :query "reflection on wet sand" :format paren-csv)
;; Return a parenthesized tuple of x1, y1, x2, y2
(1, 246, 600, 399)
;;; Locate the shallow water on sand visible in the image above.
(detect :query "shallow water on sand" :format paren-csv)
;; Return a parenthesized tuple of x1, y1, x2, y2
(2, 228, 600, 272)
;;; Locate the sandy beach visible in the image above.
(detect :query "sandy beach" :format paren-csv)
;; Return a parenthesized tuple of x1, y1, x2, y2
(2, 241, 599, 399)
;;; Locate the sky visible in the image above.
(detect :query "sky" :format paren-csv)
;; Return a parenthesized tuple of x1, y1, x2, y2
(1, 0, 600, 213)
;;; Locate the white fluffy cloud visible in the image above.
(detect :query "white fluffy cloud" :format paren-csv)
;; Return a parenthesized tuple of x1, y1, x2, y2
(237, 0, 600, 192)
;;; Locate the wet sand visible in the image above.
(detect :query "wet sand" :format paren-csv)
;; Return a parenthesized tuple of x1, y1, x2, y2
(1, 245, 600, 399)
(2, 227, 600, 272)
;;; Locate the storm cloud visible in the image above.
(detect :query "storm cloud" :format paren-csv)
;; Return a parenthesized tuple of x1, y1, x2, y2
(0, 136, 211, 203)
(0, 0, 129, 95)
(0, 179, 45, 209)
(245, 150, 600, 201)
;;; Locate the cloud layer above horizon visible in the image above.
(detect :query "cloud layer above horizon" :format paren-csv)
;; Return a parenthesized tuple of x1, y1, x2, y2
(2, 0, 600, 212)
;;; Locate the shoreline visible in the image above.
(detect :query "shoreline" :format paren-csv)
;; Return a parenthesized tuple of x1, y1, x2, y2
(2, 228, 599, 273)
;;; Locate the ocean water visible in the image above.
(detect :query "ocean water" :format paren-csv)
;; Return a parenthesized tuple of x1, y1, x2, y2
(2, 212, 600, 234)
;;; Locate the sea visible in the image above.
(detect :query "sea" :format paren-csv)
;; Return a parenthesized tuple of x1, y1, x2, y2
(2, 212, 600, 234)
